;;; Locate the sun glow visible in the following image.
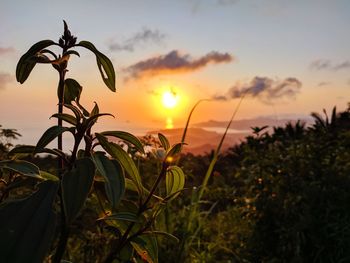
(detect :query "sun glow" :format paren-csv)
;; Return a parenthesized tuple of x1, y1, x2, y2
(162, 90, 179, 109)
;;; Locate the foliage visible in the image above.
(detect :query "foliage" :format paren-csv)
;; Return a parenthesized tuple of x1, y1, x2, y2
(0, 21, 185, 263)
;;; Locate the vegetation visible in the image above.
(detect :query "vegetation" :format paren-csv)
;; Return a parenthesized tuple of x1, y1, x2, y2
(1, 22, 350, 263)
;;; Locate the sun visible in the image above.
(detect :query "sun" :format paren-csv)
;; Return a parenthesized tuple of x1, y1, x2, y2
(162, 90, 179, 109)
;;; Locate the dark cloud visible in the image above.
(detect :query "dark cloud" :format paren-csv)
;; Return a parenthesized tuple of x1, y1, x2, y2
(124, 50, 233, 79)
(0, 46, 15, 55)
(310, 59, 350, 71)
(0, 73, 14, 90)
(214, 76, 302, 103)
(109, 28, 166, 52)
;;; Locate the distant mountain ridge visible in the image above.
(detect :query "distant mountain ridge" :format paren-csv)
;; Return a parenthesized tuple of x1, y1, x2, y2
(147, 117, 312, 155)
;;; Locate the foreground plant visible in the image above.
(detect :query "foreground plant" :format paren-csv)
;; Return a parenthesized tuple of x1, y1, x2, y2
(0, 21, 185, 263)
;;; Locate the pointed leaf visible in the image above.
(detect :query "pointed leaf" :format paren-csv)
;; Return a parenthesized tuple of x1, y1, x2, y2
(64, 78, 82, 105)
(9, 145, 67, 160)
(99, 212, 139, 223)
(165, 166, 185, 200)
(16, 40, 56, 84)
(131, 234, 158, 263)
(96, 134, 143, 196)
(92, 153, 125, 208)
(0, 181, 58, 263)
(158, 133, 170, 151)
(62, 158, 95, 223)
(0, 160, 41, 179)
(78, 40, 116, 92)
(35, 126, 72, 151)
(51, 113, 77, 126)
(100, 131, 145, 154)
(143, 231, 179, 243)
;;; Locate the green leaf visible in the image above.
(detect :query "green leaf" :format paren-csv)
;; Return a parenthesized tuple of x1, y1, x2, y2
(64, 103, 83, 121)
(51, 113, 77, 126)
(35, 126, 72, 151)
(143, 231, 179, 243)
(64, 78, 82, 105)
(85, 113, 114, 131)
(96, 134, 143, 196)
(166, 166, 185, 200)
(40, 171, 59, 181)
(90, 102, 99, 116)
(64, 50, 80, 57)
(158, 133, 170, 151)
(8, 145, 67, 160)
(62, 158, 95, 224)
(164, 143, 183, 164)
(0, 160, 41, 179)
(16, 40, 56, 84)
(92, 153, 125, 208)
(0, 181, 58, 263)
(99, 212, 139, 223)
(131, 234, 158, 263)
(77, 40, 116, 92)
(100, 131, 145, 154)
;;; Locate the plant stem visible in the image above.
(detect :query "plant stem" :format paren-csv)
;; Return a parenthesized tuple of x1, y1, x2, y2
(103, 163, 169, 263)
(57, 69, 66, 175)
(53, 69, 68, 263)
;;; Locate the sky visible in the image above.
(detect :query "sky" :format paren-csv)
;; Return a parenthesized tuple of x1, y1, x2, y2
(0, 0, 349, 145)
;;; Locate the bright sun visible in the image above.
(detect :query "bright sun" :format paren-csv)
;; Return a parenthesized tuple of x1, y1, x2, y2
(162, 90, 179, 109)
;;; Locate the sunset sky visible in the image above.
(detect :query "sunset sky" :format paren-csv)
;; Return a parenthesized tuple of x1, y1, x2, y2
(0, 0, 349, 145)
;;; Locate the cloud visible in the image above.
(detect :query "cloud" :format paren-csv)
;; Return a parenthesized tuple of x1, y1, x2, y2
(214, 76, 302, 103)
(124, 50, 233, 79)
(109, 28, 166, 52)
(0, 46, 15, 55)
(310, 59, 350, 71)
(190, 0, 239, 13)
(0, 72, 14, 90)
(317, 81, 330, 87)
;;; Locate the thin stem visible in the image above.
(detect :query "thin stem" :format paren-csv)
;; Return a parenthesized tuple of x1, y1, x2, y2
(53, 69, 68, 263)
(103, 163, 169, 263)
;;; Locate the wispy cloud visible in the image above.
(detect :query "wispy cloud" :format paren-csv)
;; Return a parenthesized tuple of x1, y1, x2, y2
(0, 72, 14, 90)
(310, 59, 350, 71)
(213, 76, 302, 103)
(317, 81, 331, 87)
(190, 0, 239, 13)
(109, 28, 166, 52)
(124, 50, 233, 79)
(0, 46, 15, 55)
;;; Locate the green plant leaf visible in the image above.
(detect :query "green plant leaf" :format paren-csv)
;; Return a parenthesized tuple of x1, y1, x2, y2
(164, 143, 183, 164)
(0, 160, 41, 179)
(77, 41, 116, 92)
(62, 158, 95, 224)
(0, 181, 58, 263)
(96, 134, 143, 196)
(64, 78, 82, 105)
(92, 153, 125, 209)
(16, 40, 56, 84)
(8, 145, 67, 160)
(85, 113, 114, 131)
(131, 234, 158, 263)
(35, 126, 72, 151)
(99, 212, 139, 223)
(39, 171, 59, 181)
(143, 231, 179, 243)
(165, 166, 185, 200)
(100, 131, 145, 154)
(158, 133, 170, 151)
(51, 113, 77, 126)
(64, 104, 83, 121)
(90, 102, 99, 116)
